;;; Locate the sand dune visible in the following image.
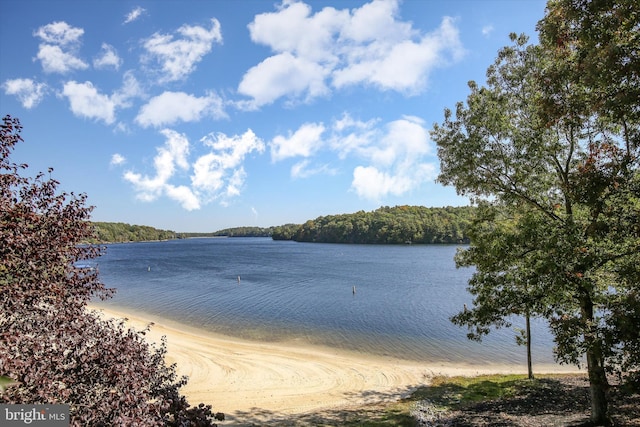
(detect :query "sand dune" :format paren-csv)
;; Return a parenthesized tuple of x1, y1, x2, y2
(89, 305, 577, 425)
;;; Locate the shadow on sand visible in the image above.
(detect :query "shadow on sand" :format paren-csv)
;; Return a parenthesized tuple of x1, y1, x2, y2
(224, 385, 418, 426)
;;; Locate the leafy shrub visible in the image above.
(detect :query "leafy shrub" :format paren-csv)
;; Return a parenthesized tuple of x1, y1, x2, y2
(0, 115, 222, 425)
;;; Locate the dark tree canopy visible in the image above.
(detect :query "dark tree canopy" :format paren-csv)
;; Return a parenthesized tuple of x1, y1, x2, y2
(91, 222, 177, 243)
(274, 205, 473, 244)
(0, 116, 222, 426)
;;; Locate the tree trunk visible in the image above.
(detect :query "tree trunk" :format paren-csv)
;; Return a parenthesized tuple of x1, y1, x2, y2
(586, 346, 609, 426)
(581, 294, 609, 425)
(526, 313, 534, 380)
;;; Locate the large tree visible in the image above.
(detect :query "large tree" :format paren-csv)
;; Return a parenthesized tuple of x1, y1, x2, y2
(432, 10, 639, 422)
(0, 116, 222, 425)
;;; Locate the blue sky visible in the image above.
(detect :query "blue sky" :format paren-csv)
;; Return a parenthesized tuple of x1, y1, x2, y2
(1, 0, 546, 232)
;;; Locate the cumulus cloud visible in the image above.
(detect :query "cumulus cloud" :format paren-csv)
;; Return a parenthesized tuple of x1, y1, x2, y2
(351, 166, 411, 200)
(93, 43, 122, 70)
(164, 184, 201, 210)
(248, 1, 347, 62)
(123, 129, 265, 210)
(333, 16, 464, 93)
(124, 129, 195, 207)
(345, 115, 437, 200)
(135, 91, 226, 128)
(238, 0, 465, 108)
(34, 21, 84, 45)
(2, 78, 47, 109)
(192, 130, 265, 202)
(124, 6, 146, 24)
(330, 113, 437, 200)
(237, 53, 328, 109)
(270, 122, 326, 161)
(62, 81, 117, 124)
(36, 44, 88, 74)
(269, 112, 436, 199)
(330, 113, 379, 159)
(110, 153, 126, 166)
(61, 74, 143, 124)
(142, 19, 223, 82)
(34, 21, 88, 74)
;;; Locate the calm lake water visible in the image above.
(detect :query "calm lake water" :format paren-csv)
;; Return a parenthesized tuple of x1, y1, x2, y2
(92, 237, 558, 365)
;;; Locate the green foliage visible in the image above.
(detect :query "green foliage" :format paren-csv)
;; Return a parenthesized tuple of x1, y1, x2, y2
(413, 374, 527, 409)
(0, 376, 19, 393)
(92, 222, 176, 243)
(271, 224, 301, 240)
(282, 205, 473, 244)
(179, 226, 278, 238)
(433, 2, 640, 423)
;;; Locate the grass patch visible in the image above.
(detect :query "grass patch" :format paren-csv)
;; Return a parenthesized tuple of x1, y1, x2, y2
(411, 373, 528, 410)
(338, 401, 416, 427)
(336, 373, 578, 426)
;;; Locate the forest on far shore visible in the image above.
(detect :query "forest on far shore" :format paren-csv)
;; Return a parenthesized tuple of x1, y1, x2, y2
(92, 205, 473, 244)
(91, 222, 177, 243)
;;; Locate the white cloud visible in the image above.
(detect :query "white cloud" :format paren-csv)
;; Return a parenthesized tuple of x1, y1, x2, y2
(111, 71, 144, 107)
(93, 43, 122, 70)
(482, 25, 494, 37)
(34, 21, 84, 45)
(330, 114, 437, 200)
(110, 153, 126, 166)
(124, 129, 196, 208)
(192, 130, 265, 203)
(135, 91, 226, 128)
(330, 113, 379, 159)
(124, 6, 146, 24)
(333, 16, 464, 93)
(36, 44, 88, 74)
(248, 1, 347, 63)
(237, 52, 329, 108)
(142, 19, 223, 82)
(290, 159, 336, 179)
(124, 129, 264, 210)
(61, 73, 143, 125)
(223, 168, 246, 199)
(239, 0, 465, 108)
(372, 116, 431, 165)
(165, 184, 200, 210)
(270, 122, 326, 161)
(340, 0, 411, 43)
(351, 166, 411, 200)
(34, 22, 88, 74)
(62, 81, 117, 124)
(2, 78, 47, 109)
(269, 112, 435, 195)
(351, 162, 436, 201)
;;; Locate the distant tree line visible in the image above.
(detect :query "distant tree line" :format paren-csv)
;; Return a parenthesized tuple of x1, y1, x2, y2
(272, 206, 473, 244)
(90, 207, 473, 244)
(180, 226, 274, 238)
(91, 222, 176, 243)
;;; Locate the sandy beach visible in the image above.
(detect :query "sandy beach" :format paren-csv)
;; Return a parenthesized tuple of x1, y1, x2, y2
(89, 305, 578, 425)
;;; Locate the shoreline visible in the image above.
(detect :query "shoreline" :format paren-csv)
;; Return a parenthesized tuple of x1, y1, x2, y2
(88, 304, 580, 423)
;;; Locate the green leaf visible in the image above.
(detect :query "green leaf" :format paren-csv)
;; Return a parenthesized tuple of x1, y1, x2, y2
(0, 376, 19, 393)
